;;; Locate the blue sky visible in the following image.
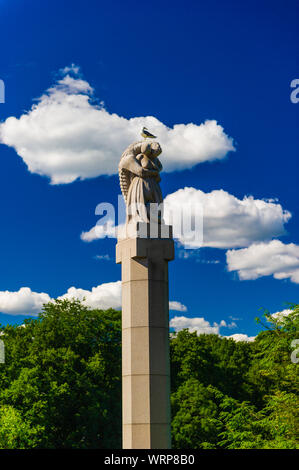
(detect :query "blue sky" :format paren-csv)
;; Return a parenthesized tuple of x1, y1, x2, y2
(0, 0, 298, 340)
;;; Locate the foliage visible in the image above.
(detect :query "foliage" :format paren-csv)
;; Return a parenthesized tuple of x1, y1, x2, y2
(218, 391, 299, 449)
(171, 380, 224, 449)
(0, 405, 43, 448)
(0, 300, 298, 448)
(170, 330, 252, 400)
(0, 299, 121, 448)
(170, 304, 299, 449)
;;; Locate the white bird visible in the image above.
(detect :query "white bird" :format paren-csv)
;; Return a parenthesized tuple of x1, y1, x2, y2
(141, 127, 157, 139)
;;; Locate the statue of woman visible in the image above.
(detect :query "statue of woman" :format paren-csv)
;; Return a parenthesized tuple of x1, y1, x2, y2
(119, 141, 163, 224)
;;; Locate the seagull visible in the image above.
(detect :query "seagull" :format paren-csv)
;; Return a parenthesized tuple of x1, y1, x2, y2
(141, 127, 157, 139)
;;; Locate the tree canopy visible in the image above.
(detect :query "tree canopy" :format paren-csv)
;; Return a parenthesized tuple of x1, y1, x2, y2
(0, 299, 121, 448)
(0, 300, 298, 448)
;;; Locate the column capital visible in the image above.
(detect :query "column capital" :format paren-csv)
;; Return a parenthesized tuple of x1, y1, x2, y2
(116, 233, 174, 264)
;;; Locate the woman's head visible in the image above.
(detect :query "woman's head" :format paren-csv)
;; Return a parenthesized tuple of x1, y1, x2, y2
(150, 142, 162, 158)
(139, 141, 162, 159)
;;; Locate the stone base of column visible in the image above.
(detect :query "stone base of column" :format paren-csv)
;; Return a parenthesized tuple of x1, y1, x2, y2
(116, 226, 174, 449)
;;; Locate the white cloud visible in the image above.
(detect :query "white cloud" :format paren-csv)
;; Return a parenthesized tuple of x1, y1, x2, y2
(80, 219, 117, 242)
(0, 67, 235, 184)
(169, 301, 187, 312)
(170, 315, 232, 335)
(0, 281, 188, 316)
(272, 308, 292, 318)
(0, 283, 122, 316)
(169, 314, 254, 342)
(164, 187, 291, 249)
(80, 187, 291, 248)
(59, 64, 81, 75)
(0, 286, 252, 342)
(49, 74, 94, 95)
(271, 308, 293, 322)
(226, 240, 299, 283)
(0, 287, 51, 316)
(224, 333, 256, 342)
(58, 281, 122, 310)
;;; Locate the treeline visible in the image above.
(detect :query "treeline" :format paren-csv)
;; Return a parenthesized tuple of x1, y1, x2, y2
(0, 300, 298, 449)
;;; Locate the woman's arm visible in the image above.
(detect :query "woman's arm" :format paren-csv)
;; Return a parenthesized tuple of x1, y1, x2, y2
(155, 158, 163, 172)
(119, 154, 158, 178)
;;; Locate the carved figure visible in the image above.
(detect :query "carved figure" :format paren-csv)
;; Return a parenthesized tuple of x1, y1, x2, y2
(119, 141, 163, 224)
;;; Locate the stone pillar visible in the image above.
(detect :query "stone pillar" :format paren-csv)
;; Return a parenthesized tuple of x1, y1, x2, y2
(116, 225, 174, 449)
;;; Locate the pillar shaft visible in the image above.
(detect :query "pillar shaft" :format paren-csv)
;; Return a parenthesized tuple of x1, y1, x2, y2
(116, 235, 174, 449)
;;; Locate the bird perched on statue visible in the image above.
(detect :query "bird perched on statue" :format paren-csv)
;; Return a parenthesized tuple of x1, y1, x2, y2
(141, 127, 157, 139)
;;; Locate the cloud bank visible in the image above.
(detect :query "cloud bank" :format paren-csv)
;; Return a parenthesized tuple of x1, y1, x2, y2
(57, 282, 122, 310)
(0, 287, 51, 316)
(164, 187, 291, 249)
(170, 316, 236, 335)
(271, 308, 293, 322)
(169, 301, 187, 312)
(226, 240, 299, 283)
(80, 187, 291, 251)
(224, 333, 256, 342)
(170, 315, 254, 342)
(0, 285, 253, 342)
(0, 67, 235, 184)
(81, 220, 117, 242)
(79, 185, 295, 285)
(0, 282, 186, 317)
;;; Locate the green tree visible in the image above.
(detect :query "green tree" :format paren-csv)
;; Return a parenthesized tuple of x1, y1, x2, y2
(171, 379, 224, 448)
(218, 391, 299, 449)
(0, 405, 43, 448)
(0, 299, 298, 449)
(170, 304, 299, 449)
(0, 299, 122, 448)
(247, 305, 299, 405)
(170, 330, 252, 400)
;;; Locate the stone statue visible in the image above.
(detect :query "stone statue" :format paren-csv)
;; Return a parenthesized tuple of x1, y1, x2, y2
(116, 139, 174, 449)
(119, 141, 163, 224)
